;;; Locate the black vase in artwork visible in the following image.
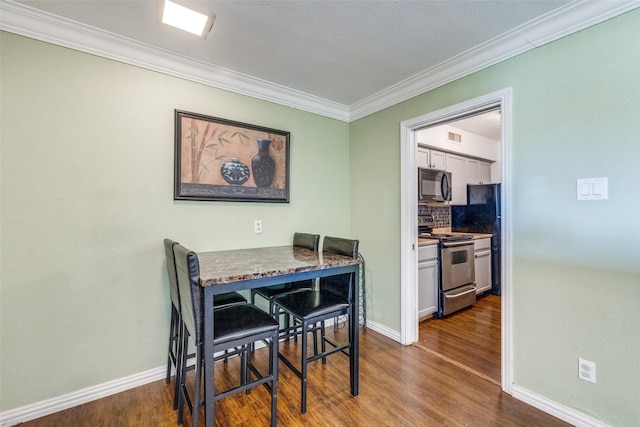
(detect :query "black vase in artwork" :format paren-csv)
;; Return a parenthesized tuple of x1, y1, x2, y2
(220, 158, 250, 185)
(251, 139, 275, 188)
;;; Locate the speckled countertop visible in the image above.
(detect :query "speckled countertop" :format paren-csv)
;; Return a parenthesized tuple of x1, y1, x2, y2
(197, 245, 360, 287)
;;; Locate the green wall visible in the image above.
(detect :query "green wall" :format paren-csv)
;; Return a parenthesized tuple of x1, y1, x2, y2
(0, 32, 350, 410)
(350, 9, 640, 426)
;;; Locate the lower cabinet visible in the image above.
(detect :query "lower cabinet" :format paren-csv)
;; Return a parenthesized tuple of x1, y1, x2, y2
(418, 245, 439, 318)
(474, 238, 492, 294)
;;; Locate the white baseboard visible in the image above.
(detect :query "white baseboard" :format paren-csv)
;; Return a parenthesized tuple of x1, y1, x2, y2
(511, 384, 609, 427)
(364, 319, 402, 343)
(0, 366, 167, 427)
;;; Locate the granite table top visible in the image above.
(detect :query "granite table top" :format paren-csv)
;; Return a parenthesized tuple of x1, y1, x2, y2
(197, 245, 360, 287)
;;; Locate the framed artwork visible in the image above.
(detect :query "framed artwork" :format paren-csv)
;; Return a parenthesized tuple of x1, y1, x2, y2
(174, 110, 290, 202)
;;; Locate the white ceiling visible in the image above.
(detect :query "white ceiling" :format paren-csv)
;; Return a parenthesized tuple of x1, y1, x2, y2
(2, 0, 639, 121)
(451, 109, 502, 141)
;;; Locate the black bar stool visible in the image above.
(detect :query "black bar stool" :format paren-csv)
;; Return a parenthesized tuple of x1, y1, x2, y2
(251, 232, 319, 339)
(163, 239, 248, 410)
(272, 236, 359, 413)
(173, 243, 279, 427)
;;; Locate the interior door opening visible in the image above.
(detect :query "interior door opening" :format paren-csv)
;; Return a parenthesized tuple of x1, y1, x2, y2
(416, 109, 503, 385)
(399, 88, 512, 393)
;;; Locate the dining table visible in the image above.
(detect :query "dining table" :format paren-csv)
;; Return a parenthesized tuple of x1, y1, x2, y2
(197, 244, 361, 427)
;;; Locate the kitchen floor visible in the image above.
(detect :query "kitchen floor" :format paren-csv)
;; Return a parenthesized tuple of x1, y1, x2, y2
(415, 294, 501, 385)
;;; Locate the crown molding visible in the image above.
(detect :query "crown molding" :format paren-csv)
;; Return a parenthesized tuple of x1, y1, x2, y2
(2, 0, 638, 123)
(0, 0, 350, 121)
(348, 0, 640, 121)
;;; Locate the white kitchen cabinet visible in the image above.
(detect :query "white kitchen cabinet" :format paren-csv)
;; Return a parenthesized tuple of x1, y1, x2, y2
(474, 238, 492, 294)
(417, 147, 446, 170)
(466, 159, 479, 183)
(478, 161, 491, 184)
(445, 153, 467, 205)
(465, 159, 492, 185)
(447, 155, 493, 203)
(418, 245, 439, 318)
(417, 146, 429, 169)
(430, 150, 446, 170)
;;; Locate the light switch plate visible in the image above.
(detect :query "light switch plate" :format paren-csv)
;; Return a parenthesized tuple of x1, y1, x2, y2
(577, 177, 608, 201)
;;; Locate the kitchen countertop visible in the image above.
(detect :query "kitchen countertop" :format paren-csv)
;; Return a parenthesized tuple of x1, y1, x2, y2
(418, 229, 493, 247)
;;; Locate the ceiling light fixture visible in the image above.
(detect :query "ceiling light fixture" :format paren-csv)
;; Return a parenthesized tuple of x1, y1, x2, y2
(160, 0, 215, 39)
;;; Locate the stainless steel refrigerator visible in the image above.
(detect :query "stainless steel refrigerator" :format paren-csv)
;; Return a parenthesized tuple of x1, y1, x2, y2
(451, 183, 501, 295)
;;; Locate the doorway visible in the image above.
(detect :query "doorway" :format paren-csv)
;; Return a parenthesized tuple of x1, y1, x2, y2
(399, 88, 513, 394)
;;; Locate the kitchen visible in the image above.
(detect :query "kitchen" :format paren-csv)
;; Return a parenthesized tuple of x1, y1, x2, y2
(414, 110, 502, 380)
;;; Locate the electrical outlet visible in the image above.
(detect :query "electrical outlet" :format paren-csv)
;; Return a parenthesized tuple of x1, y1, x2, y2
(578, 358, 596, 383)
(254, 220, 262, 234)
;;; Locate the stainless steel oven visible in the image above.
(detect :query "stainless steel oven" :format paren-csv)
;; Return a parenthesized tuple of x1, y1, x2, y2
(437, 238, 476, 317)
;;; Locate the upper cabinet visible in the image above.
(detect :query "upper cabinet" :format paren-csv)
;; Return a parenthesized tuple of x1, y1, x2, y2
(447, 154, 493, 204)
(478, 161, 492, 184)
(466, 158, 492, 185)
(446, 153, 467, 205)
(417, 147, 446, 170)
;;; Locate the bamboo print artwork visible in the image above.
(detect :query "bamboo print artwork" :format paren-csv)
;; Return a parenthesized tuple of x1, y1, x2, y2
(175, 110, 289, 202)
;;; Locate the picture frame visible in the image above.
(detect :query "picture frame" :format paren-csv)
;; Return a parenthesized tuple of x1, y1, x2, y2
(174, 110, 290, 202)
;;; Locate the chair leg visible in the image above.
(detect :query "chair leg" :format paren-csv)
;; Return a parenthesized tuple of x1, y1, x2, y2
(191, 347, 202, 427)
(245, 345, 252, 395)
(172, 311, 183, 411)
(177, 325, 189, 425)
(321, 321, 327, 364)
(348, 312, 355, 394)
(300, 319, 308, 414)
(270, 333, 278, 427)
(312, 322, 318, 356)
(167, 306, 177, 384)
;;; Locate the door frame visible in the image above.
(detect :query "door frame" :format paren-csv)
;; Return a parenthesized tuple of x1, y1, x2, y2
(399, 88, 513, 393)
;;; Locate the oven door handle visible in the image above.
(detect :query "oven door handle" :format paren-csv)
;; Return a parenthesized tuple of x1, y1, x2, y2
(444, 285, 476, 298)
(441, 240, 474, 248)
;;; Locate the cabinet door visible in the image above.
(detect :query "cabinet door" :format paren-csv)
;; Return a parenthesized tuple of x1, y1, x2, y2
(478, 161, 492, 184)
(417, 147, 429, 169)
(418, 259, 439, 318)
(466, 158, 479, 183)
(474, 249, 492, 294)
(445, 153, 467, 205)
(430, 150, 446, 170)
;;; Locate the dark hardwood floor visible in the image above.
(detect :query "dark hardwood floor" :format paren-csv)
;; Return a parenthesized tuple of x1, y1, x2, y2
(18, 300, 569, 426)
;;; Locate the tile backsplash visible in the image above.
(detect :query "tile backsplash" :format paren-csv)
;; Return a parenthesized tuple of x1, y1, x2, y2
(422, 205, 450, 229)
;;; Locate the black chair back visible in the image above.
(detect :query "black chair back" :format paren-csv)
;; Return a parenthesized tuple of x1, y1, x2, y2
(293, 232, 320, 251)
(174, 243, 204, 345)
(164, 238, 180, 309)
(320, 236, 359, 300)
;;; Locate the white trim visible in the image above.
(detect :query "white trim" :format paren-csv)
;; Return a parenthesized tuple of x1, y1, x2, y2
(399, 88, 513, 393)
(0, 0, 350, 122)
(1, 0, 638, 122)
(400, 121, 419, 345)
(348, 0, 640, 121)
(0, 366, 167, 427)
(512, 385, 610, 427)
(364, 319, 402, 344)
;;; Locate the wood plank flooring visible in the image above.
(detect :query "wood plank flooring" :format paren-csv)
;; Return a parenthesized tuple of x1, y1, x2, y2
(416, 294, 502, 386)
(17, 302, 569, 426)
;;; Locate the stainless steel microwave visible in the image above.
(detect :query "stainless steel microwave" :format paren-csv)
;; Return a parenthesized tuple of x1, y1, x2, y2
(418, 168, 452, 202)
